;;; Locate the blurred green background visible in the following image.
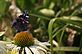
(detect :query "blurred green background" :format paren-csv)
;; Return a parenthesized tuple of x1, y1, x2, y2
(0, 0, 82, 54)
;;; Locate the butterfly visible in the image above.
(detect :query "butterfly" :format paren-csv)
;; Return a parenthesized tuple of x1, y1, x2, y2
(12, 10, 30, 33)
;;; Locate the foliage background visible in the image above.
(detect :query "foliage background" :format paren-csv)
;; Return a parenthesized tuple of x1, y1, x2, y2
(0, 0, 82, 54)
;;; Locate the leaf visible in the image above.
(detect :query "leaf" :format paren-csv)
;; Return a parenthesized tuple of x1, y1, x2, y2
(79, 34, 82, 54)
(43, 0, 53, 8)
(48, 18, 57, 54)
(59, 24, 68, 46)
(53, 47, 82, 52)
(16, 0, 33, 10)
(29, 13, 51, 20)
(53, 16, 82, 31)
(16, 0, 25, 10)
(48, 16, 82, 54)
(59, 16, 82, 29)
(31, 0, 36, 4)
(0, 31, 5, 36)
(0, 0, 7, 14)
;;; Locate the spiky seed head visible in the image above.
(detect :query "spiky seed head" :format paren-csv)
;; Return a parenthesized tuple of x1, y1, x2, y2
(14, 31, 34, 47)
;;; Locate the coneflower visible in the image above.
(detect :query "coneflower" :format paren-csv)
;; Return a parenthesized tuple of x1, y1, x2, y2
(14, 31, 34, 47)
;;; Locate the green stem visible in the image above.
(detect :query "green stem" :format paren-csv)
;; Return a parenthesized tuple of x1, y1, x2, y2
(48, 18, 57, 54)
(29, 13, 50, 20)
(79, 35, 82, 54)
(58, 24, 68, 54)
(53, 47, 82, 52)
(59, 24, 68, 46)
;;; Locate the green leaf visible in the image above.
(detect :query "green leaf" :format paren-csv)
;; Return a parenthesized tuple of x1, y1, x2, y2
(53, 47, 82, 52)
(59, 24, 68, 46)
(48, 16, 82, 54)
(0, 0, 7, 14)
(79, 34, 82, 54)
(59, 16, 82, 28)
(31, 0, 36, 4)
(43, 0, 53, 8)
(29, 13, 51, 20)
(16, 0, 25, 10)
(16, 0, 33, 10)
(48, 18, 57, 54)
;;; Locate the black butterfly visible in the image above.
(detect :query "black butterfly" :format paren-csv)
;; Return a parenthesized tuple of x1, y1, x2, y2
(12, 10, 30, 33)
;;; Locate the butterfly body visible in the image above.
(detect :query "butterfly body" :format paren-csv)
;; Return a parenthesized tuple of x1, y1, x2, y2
(12, 10, 30, 33)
